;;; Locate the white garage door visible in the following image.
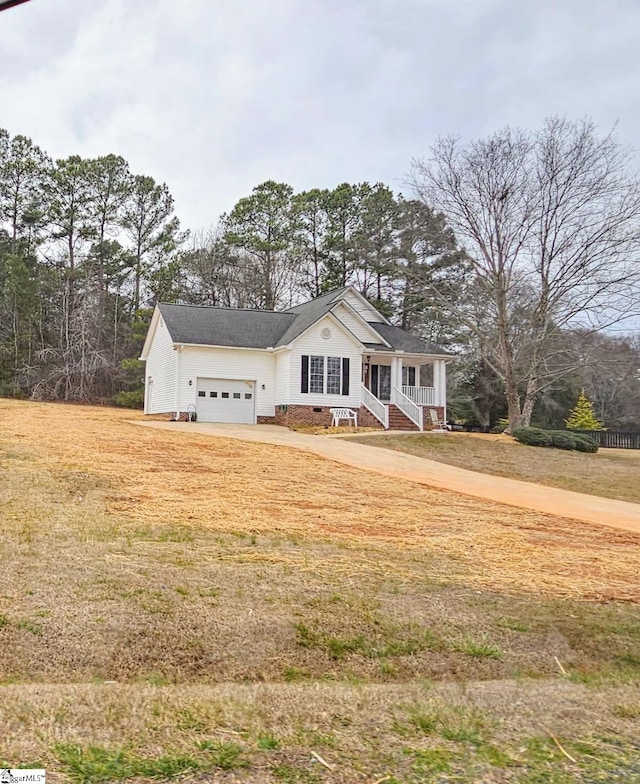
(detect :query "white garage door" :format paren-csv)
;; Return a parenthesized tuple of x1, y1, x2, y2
(196, 378, 256, 424)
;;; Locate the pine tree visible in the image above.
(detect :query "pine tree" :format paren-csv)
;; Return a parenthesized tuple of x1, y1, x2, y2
(565, 391, 604, 431)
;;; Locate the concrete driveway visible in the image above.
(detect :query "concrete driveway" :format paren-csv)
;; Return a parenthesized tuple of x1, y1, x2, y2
(133, 421, 640, 534)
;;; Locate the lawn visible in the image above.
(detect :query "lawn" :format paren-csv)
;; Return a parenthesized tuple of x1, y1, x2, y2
(348, 431, 640, 504)
(1, 400, 640, 783)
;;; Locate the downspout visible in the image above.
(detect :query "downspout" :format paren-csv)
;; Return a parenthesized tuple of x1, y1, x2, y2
(442, 360, 449, 426)
(174, 345, 183, 419)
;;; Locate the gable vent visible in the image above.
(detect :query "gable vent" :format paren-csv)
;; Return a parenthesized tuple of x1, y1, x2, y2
(321, 327, 331, 339)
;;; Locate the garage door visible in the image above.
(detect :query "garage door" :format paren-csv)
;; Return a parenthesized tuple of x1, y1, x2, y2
(196, 378, 256, 424)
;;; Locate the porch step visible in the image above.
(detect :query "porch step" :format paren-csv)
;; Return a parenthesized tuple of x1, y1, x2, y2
(387, 404, 420, 431)
(357, 405, 385, 429)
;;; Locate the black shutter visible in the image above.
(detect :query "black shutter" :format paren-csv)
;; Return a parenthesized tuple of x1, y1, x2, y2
(341, 358, 350, 395)
(301, 355, 309, 393)
(410, 367, 416, 386)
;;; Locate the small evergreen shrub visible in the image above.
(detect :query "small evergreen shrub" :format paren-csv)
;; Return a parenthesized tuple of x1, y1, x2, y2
(549, 430, 578, 450)
(572, 433, 599, 453)
(565, 391, 604, 431)
(512, 427, 599, 452)
(512, 427, 552, 447)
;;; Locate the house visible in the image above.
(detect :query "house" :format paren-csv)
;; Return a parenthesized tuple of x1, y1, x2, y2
(140, 286, 452, 430)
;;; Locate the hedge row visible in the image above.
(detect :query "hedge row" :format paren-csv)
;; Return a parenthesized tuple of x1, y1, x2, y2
(512, 427, 598, 453)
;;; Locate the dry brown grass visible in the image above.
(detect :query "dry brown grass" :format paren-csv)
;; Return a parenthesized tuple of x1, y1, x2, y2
(349, 431, 640, 504)
(2, 680, 640, 782)
(2, 400, 640, 781)
(289, 424, 380, 435)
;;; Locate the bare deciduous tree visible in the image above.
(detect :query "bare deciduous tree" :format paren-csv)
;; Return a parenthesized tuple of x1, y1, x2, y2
(412, 117, 640, 431)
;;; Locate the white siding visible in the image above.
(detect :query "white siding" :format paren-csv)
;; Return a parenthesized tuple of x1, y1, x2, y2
(343, 289, 385, 323)
(289, 315, 362, 407)
(144, 316, 177, 413)
(332, 303, 384, 343)
(177, 346, 277, 417)
(275, 350, 291, 405)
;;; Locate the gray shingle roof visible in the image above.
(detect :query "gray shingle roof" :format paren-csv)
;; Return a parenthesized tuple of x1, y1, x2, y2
(285, 287, 348, 314)
(366, 323, 451, 355)
(156, 291, 450, 357)
(158, 303, 295, 349)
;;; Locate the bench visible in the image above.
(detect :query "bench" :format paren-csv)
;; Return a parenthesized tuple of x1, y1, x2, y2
(329, 407, 358, 427)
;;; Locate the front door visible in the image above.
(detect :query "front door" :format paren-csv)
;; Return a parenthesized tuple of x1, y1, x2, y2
(370, 364, 391, 401)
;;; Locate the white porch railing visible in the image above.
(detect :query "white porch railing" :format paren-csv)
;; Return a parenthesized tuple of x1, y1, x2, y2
(392, 386, 423, 430)
(361, 384, 389, 429)
(402, 385, 436, 406)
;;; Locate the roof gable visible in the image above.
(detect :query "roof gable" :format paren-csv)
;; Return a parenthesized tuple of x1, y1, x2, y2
(341, 288, 388, 324)
(330, 301, 391, 346)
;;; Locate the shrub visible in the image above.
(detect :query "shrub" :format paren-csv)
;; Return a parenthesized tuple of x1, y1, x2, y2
(513, 427, 599, 453)
(512, 427, 552, 447)
(490, 417, 509, 434)
(549, 430, 578, 450)
(572, 433, 599, 453)
(112, 389, 144, 409)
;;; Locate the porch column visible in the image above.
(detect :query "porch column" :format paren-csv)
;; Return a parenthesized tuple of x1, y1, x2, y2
(391, 355, 403, 401)
(434, 360, 447, 410)
(433, 360, 441, 405)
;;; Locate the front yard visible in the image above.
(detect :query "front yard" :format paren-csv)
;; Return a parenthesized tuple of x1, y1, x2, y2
(348, 431, 640, 504)
(1, 401, 639, 783)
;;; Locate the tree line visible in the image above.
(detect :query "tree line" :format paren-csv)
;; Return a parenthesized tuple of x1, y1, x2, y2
(1, 118, 639, 430)
(0, 130, 181, 402)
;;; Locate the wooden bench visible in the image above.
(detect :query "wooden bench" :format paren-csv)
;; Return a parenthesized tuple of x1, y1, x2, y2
(329, 407, 358, 427)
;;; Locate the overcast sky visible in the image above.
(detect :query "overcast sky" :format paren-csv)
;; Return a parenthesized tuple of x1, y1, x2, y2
(2, 0, 639, 233)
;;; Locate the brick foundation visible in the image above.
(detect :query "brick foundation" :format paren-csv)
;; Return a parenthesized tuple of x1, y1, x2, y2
(272, 405, 335, 428)
(258, 404, 444, 430)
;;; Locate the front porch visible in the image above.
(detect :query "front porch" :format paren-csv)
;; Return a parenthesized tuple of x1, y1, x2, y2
(360, 353, 448, 431)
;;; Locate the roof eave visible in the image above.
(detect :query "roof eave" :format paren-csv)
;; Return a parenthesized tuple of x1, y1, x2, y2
(175, 342, 275, 352)
(139, 305, 162, 360)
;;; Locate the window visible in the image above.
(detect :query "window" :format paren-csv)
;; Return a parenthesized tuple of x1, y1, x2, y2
(301, 356, 350, 396)
(244, 393, 252, 400)
(198, 390, 206, 397)
(310, 355, 324, 393)
(221, 392, 229, 399)
(327, 357, 341, 394)
(402, 366, 416, 387)
(233, 392, 241, 399)
(209, 391, 217, 398)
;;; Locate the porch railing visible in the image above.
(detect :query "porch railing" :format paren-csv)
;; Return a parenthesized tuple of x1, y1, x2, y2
(392, 386, 423, 430)
(361, 384, 389, 429)
(402, 385, 436, 406)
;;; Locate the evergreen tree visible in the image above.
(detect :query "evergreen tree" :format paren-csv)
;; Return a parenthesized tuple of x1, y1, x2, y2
(565, 390, 604, 431)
